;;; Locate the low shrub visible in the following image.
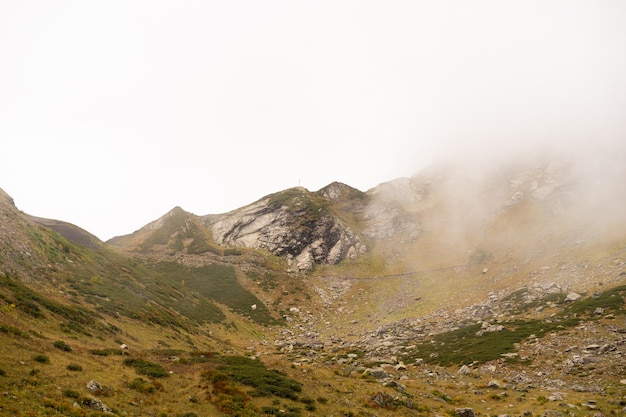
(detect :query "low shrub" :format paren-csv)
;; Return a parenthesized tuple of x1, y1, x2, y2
(89, 348, 128, 356)
(53, 340, 72, 352)
(217, 355, 302, 399)
(33, 354, 50, 364)
(67, 363, 83, 371)
(124, 358, 169, 378)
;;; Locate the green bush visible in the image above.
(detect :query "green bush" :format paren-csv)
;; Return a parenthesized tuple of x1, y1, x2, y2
(67, 363, 83, 371)
(217, 355, 302, 399)
(124, 358, 170, 378)
(53, 340, 72, 352)
(33, 354, 50, 364)
(89, 348, 127, 356)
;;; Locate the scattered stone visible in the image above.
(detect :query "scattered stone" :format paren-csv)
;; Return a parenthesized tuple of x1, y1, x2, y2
(565, 292, 581, 302)
(367, 367, 389, 379)
(454, 407, 475, 417)
(81, 397, 111, 413)
(487, 380, 502, 389)
(370, 391, 397, 409)
(86, 380, 103, 393)
(458, 364, 472, 375)
(582, 400, 598, 410)
(542, 411, 564, 417)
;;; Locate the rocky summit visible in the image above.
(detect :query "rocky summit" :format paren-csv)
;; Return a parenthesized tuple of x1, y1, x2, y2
(1, 152, 625, 417)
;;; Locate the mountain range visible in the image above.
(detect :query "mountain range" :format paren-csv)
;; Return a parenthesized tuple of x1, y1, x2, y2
(1, 150, 625, 417)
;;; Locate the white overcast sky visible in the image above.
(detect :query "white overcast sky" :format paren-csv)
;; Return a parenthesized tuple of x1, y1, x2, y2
(1, 1, 625, 240)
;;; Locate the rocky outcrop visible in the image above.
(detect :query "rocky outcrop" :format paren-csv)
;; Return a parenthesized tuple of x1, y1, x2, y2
(361, 200, 421, 241)
(368, 177, 425, 205)
(208, 187, 363, 271)
(362, 178, 422, 241)
(503, 160, 572, 213)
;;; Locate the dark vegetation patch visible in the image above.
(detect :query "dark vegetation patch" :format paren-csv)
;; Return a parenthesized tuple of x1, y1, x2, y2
(89, 348, 128, 356)
(157, 262, 277, 325)
(0, 323, 29, 338)
(0, 272, 96, 325)
(405, 317, 578, 366)
(123, 358, 170, 378)
(215, 355, 302, 399)
(33, 354, 50, 364)
(404, 284, 626, 366)
(563, 284, 626, 316)
(67, 249, 226, 327)
(197, 353, 305, 415)
(6, 217, 272, 329)
(66, 363, 83, 371)
(52, 340, 72, 352)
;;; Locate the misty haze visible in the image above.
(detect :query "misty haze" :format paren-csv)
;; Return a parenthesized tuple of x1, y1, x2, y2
(1, 1, 626, 416)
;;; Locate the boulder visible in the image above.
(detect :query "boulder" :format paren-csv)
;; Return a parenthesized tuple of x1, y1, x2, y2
(457, 365, 472, 375)
(565, 292, 582, 302)
(455, 407, 475, 417)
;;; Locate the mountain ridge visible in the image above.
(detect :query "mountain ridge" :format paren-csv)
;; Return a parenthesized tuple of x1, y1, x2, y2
(1, 151, 625, 416)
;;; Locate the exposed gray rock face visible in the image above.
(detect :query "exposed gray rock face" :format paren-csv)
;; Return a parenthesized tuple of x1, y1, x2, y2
(208, 190, 362, 271)
(362, 200, 420, 241)
(362, 178, 422, 240)
(369, 177, 424, 204)
(503, 160, 571, 214)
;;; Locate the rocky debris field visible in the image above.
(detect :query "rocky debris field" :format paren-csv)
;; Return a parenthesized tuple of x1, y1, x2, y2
(264, 271, 626, 416)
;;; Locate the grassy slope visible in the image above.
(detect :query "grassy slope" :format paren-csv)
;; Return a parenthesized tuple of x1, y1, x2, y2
(2, 166, 626, 416)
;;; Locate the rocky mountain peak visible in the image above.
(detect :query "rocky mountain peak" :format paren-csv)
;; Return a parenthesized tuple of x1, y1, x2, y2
(209, 187, 364, 271)
(317, 181, 365, 201)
